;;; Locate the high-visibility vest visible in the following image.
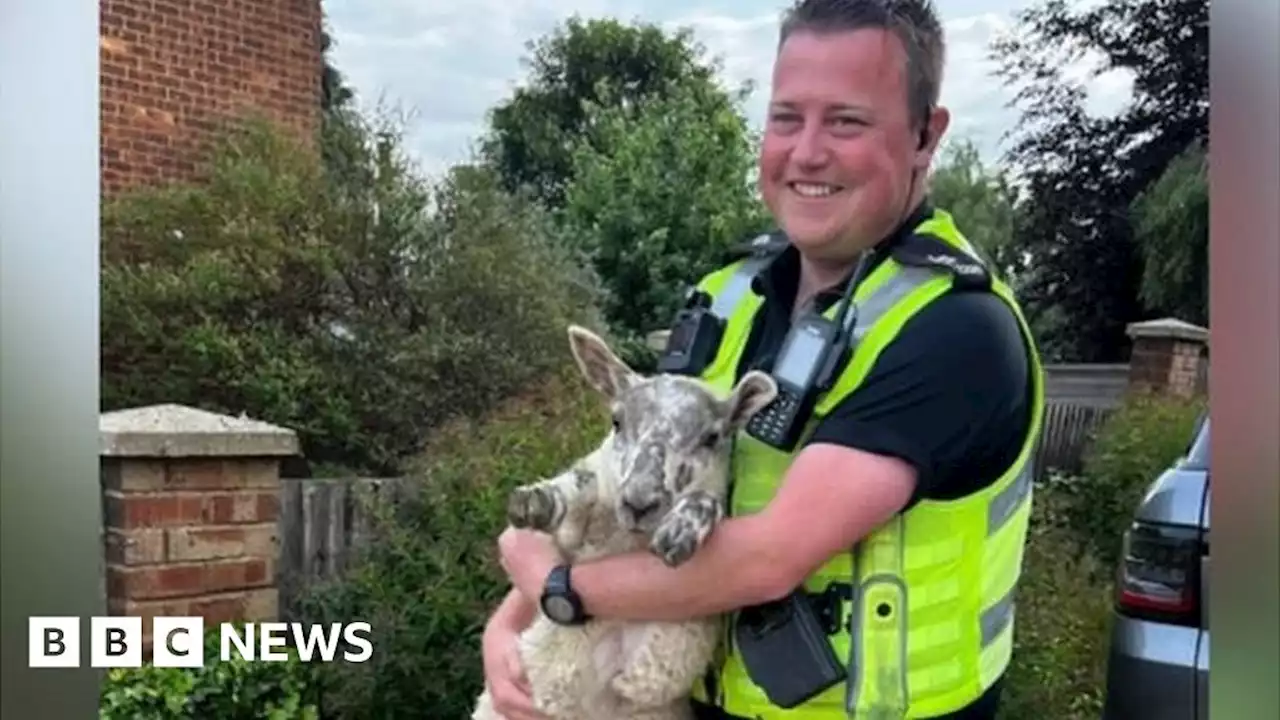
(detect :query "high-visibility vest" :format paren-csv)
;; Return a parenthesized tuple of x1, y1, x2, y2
(686, 208, 1046, 718)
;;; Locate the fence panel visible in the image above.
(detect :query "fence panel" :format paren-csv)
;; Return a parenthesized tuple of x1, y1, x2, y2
(277, 476, 409, 615)
(1036, 363, 1130, 477)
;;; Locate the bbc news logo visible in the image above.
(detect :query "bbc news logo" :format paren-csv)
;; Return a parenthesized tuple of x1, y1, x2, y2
(29, 617, 373, 668)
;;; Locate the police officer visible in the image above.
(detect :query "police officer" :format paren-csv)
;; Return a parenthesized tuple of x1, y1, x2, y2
(487, 1, 1044, 718)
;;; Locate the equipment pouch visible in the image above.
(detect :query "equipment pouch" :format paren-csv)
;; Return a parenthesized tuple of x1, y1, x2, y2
(734, 590, 846, 708)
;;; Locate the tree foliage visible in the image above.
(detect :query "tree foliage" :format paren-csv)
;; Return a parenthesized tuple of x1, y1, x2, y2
(928, 138, 1020, 277)
(477, 16, 768, 363)
(100, 112, 604, 476)
(1131, 140, 1208, 325)
(480, 16, 745, 210)
(559, 81, 770, 350)
(991, 0, 1208, 361)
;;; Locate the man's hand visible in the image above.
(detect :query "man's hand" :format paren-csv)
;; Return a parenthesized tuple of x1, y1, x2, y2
(481, 588, 546, 720)
(481, 611, 547, 720)
(498, 527, 562, 604)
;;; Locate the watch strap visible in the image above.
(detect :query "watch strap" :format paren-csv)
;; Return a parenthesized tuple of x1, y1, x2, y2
(541, 564, 589, 625)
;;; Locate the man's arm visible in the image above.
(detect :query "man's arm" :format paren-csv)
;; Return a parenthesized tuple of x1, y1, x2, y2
(488, 586, 539, 632)
(567, 443, 916, 621)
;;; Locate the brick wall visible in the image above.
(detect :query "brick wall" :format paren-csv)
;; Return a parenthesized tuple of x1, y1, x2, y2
(100, 0, 323, 197)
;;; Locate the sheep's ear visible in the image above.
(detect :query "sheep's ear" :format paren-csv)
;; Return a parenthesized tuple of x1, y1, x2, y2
(568, 325, 638, 401)
(723, 370, 777, 429)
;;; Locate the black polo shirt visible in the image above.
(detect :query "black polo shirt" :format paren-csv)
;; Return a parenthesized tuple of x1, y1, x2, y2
(693, 203, 1033, 720)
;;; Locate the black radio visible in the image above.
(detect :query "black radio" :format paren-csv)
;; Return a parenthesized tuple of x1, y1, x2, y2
(744, 251, 871, 451)
(734, 590, 846, 708)
(656, 289, 725, 376)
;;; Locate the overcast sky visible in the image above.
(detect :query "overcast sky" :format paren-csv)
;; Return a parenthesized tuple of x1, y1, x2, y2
(322, 0, 1132, 179)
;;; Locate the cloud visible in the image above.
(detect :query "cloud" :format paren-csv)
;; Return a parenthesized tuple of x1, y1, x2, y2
(323, 0, 1134, 177)
(324, 0, 647, 177)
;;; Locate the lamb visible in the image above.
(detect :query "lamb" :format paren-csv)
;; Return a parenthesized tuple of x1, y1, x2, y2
(472, 324, 778, 720)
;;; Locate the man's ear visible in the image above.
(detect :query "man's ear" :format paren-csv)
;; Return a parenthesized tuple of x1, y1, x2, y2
(724, 370, 778, 429)
(915, 105, 950, 169)
(567, 325, 638, 400)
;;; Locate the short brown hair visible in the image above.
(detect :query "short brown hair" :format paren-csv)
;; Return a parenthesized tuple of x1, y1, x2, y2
(778, 0, 945, 128)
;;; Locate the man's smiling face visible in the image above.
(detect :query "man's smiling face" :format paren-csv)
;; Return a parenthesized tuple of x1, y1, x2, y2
(758, 27, 929, 262)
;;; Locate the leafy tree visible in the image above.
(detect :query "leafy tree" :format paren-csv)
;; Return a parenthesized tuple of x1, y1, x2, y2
(1130, 140, 1208, 326)
(559, 82, 770, 353)
(928, 137, 1020, 278)
(991, 0, 1208, 362)
(480, 16, 745, 210)
(100, 112, 604, 476)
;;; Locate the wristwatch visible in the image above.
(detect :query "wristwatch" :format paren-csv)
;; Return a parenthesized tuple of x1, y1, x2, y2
(540, 564, 589, 626)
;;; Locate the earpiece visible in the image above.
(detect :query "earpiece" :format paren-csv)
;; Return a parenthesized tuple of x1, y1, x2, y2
(917, 102, 932, 150)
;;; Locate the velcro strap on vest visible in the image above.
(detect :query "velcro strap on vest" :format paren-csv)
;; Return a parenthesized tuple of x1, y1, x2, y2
(891, 233, 992, 291)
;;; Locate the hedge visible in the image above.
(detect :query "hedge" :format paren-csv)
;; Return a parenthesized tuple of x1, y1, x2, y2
(100, 112, 607, 477)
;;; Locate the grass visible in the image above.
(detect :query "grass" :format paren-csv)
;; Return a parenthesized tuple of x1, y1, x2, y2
(997, 484, 1116, 719)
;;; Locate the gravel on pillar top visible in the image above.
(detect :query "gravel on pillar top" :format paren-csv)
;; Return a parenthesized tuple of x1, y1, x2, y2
(99, 403, 300, 458)
(1125, 317, 1209, 343)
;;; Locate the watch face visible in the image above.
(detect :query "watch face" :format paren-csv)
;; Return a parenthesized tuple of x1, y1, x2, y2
(543, 595, 576, 623)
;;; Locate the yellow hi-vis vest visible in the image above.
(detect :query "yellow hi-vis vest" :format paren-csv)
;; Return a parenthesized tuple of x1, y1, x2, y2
(687, 208, 1046, 719)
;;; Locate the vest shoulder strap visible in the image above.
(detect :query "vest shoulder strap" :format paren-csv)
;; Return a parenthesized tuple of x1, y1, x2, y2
(890, 232, 993, 292)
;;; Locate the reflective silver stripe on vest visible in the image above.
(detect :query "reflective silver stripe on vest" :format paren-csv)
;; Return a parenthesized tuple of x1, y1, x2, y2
(979, 457, 1035, 648)
(848, 266, 940, 339)
(987, 462, 1034, 534)
(711, 256, 772, 318)
(980, 586, 1016, 646)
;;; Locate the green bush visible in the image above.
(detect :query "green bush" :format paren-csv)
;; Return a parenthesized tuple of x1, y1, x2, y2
(295, 367, 610, 719)
(1059, 390, 1207, 567)
(101, 111, 605, 476)
(99, 624, 321, 719)
(998, 473, 1114, 720)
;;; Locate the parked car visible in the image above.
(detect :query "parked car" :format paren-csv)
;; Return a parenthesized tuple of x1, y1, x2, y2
(1101, 413, 1210, 719)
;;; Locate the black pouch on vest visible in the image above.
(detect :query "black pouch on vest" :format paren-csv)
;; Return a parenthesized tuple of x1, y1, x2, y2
(733, 590, 846, 708)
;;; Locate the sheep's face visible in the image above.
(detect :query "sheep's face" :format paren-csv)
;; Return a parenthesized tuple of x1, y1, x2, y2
(566, 326, 777, 534)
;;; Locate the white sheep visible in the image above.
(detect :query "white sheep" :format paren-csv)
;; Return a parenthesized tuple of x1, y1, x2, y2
(472, 325, 777, 720)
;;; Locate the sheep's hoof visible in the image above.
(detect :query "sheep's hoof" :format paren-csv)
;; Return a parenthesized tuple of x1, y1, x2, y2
(508, 486, 557, 530)
(649, 515, 700, 567)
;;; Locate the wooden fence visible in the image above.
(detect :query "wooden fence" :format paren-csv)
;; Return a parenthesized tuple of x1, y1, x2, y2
(276, 362, 1132, 610)
(277, 476, 412, 617)
(1035, 363, 1130, 476)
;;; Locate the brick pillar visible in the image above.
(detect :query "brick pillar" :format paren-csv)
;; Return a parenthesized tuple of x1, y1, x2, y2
(99, 403, 299, 648)
(1125, 318, 1209, 398)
